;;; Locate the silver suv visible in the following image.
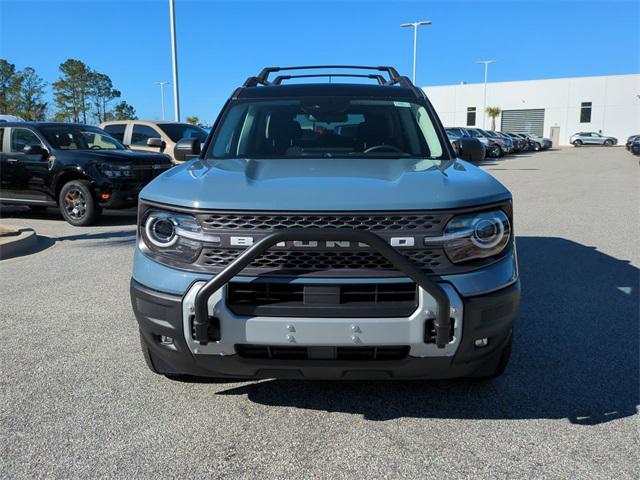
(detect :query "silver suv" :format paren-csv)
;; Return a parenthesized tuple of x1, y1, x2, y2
(570, 132, 617, 147)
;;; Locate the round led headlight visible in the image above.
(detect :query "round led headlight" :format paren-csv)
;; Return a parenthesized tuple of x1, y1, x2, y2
(440, 209, 511, 264)
(471, 215, 506, 249)
(145, 212, 178, 247)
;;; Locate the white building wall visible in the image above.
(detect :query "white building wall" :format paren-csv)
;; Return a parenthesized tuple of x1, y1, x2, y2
(425, 74, 640, 145)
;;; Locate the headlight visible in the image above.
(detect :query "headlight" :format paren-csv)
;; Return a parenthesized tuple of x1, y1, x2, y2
(100, 164, 134, 178)
(430, 209, 511, 264)
(140, 210, 212, 264)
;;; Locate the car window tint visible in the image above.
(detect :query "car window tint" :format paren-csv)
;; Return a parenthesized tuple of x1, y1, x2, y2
(131, 125, 160, 145)
(10, 128, 42, 152)
(209, 98, 446, 160)
(104, 124, 126, 142)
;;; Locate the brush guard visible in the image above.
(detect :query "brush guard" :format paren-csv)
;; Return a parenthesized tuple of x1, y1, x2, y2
(192, 229, 452, 348)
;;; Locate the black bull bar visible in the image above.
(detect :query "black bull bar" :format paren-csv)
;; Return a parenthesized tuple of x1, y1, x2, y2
(193, 228, 452, 348)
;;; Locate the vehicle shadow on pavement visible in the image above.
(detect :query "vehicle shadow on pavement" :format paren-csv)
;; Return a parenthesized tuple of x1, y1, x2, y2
(217, 236, 639, 426)
(0, 205, 137, 226)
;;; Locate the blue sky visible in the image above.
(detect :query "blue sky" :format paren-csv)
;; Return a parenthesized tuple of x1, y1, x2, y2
(1, 0, 638, 124)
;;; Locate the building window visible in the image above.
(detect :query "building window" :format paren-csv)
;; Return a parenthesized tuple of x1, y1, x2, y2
(580, 102, 592, 123)
(466, 107, 476, 126)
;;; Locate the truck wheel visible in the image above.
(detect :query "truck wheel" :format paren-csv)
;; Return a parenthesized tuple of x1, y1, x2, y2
(573, 140, 583, 147)
(470, 331, 513, 379)
(59, 180, 101, 226)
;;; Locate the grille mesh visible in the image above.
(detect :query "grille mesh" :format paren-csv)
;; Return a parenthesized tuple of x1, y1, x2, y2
(199, 248, 445, 272)
(198, 213, 447, 232)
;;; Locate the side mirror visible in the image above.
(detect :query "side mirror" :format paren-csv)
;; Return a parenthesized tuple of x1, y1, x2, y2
(23, 145, 48, 157)
(174, 138, 201, 162)
(147, 137, 164, 148)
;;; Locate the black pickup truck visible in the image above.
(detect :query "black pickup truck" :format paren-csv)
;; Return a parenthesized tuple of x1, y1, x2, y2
(0, 122, 172, 226)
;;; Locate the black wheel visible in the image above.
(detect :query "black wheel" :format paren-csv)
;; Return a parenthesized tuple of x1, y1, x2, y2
(488, 144, 501, 158)
(573, 140, 583, 147)
(58, 180, 101, 226)
(469, 331, 513, 379)
(604, 139, 613, 146)
(534, 142, 542, 151)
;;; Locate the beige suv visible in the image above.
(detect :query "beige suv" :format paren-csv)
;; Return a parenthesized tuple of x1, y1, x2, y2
(99, 120, 208, 163)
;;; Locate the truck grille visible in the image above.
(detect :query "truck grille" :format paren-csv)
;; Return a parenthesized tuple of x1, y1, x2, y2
(198, 212, 448, 233)
(198, 248, 445, 272)
(188, 210, 465, 277)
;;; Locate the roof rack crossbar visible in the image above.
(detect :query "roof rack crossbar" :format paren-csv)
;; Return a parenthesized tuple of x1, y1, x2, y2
(272, 73, 387, 85)
(249, 65, 402, 87)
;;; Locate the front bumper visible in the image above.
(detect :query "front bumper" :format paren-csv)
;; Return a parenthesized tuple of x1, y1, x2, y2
(95, 180, 144, 209)
(131, 278, 520, 379)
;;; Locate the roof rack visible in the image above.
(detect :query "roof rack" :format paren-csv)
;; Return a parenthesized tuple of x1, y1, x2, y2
(272, 73, 388, 85)
(243, 65, 414, 88)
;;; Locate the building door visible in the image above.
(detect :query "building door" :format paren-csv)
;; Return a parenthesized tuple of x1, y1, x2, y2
(501, 109, 545, 136)
(550, 126, 560, 146)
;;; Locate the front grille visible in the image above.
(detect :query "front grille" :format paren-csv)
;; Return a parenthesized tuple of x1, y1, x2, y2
(198, 248, 446, 272)
(235, 345, 410, 361)
(198, 213, 446, 232)
(227, 282, 418, 317)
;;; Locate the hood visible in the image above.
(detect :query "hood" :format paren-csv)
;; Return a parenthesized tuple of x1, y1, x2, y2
(56, 149, 172, 165)
(140, 158, 510, 211)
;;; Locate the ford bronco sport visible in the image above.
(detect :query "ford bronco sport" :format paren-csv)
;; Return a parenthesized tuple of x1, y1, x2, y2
(0, 122, 172, 226)
(131, 66, 520, 380)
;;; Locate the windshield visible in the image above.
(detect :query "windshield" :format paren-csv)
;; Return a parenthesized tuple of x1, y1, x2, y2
(206, 98, 446, 159)
(157, 123, 208, 143)
(40, 126, 124, 150)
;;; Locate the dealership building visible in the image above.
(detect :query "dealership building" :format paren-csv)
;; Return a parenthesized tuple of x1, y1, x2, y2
(425, 74, 640, 146)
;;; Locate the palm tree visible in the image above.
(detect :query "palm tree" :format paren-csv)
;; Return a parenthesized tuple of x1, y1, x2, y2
(485, 106, 502, 131)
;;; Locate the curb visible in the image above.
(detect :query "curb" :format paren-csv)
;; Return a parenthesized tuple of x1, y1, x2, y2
(0, 227, 38, 259)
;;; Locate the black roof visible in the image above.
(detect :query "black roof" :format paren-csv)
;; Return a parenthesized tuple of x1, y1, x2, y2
(236, 83, 419, 99)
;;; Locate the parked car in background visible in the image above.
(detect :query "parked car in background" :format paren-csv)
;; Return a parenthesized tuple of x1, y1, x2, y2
(0, 122, 172, 225)
(482, 129, 514, 154)
(625, 134, 639, 151)
(445, 128, 486, 162)
(100, 120, 208, 163)
(494, 131, 522, 153)
(505, 132, 530, 152)
(464, 128, 506, 158)
(516, 133, 552, 151)
(570, 132, 617, 147)
(629, 137, 640, 156)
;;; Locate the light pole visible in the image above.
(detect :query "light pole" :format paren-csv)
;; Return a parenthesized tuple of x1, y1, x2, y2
(155, 81, 169, 120)
(168, 0, 180, 121)
(400, 20, 432, 84)
(476, 60, 495, 129)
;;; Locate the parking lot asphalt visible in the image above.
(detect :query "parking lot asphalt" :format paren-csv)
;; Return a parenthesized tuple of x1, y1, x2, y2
(1, 147, 638, 479)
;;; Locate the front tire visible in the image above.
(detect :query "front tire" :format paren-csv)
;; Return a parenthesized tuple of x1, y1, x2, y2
(488, 144, 501, 158)
(604, 139, 613, 146)
(58, 180, 101, 226)
(534, 142, 542, 151)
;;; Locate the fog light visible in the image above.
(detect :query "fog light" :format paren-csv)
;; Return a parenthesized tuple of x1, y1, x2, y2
(159, 335, 174, 346)
(474, 338, 489, 348)
(100, 193, 110, 200)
